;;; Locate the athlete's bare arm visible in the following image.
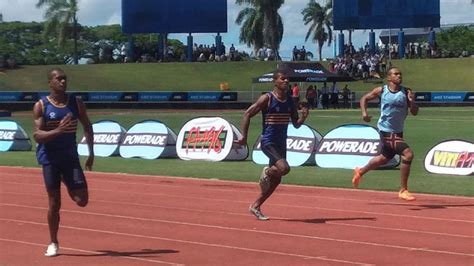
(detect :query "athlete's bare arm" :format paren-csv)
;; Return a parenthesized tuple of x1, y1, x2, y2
(360, 86, 383, 122)
(234, 94, 270, 146)
(406, 88, 419, 116)
(77, 98, 94, 170)
(33, 100, 72, 143)
(291, 105, 309, 128)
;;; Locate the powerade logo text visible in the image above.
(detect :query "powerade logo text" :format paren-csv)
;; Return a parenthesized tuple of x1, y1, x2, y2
(93, 133, 122, 144)
(318, 139, 380, 155)
(121, 133, 167, 147)
(256, 137, 314, 153)
(294, 69, 324, 74)
(0, 130, 16, 140)
(182, 126, 227, 153)
(431, 150, 474, 168)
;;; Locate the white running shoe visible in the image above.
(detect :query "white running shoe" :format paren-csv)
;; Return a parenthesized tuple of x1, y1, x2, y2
(249, 205, 269, 221)
(45, 243, 58, 257)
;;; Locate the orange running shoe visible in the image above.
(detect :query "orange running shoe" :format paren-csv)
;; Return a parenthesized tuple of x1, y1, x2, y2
(399, 189, 416, 201)
(352, 167, 362, 188)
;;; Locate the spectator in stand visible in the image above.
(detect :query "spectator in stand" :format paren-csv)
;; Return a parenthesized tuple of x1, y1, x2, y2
(342, 84, 351, 109)
(321, 82, 329, 109)
(380, 55, 387, 75)
(330, 82, 340, 109)
(292, 46, 298, 61)
(265, 47, 274, 61)
(300, 46, 306, 61)
(257, 47, 266, 60)
(229, 44, 236, 61)
(305, 85, 317, 110)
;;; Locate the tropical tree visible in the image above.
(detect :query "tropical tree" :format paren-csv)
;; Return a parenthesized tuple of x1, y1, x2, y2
(235, 0, 284, 59)
(235, 3, 264, 56)
(301, 0, 333, 61)
(36, 0, 80, 64)
(259, 0, 285, 59)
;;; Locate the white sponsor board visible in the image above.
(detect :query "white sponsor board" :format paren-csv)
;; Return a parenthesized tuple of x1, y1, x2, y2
(0, 120, 32, 152)
(252, 124, 322, 166)
(119, 120, 177, 160)
(78, 120, 125, 157)
(176, 117, 248, 161)
(315, 124, 399, 169)
(424, 140, 474, 176)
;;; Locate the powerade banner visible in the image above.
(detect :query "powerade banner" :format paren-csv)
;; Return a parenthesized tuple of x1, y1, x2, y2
(176, 117, 248, 161)
(252, 124, 323, 167)
(78, 120, 126, 157)
(424, 140, 473, 176)
(0, 120, 32, 152)
(119, 120, 177, 160)
(315, 124, 399, 169)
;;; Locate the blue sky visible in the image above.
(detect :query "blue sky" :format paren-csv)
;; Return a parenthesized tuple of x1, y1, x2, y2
(1, 0, 473, 60)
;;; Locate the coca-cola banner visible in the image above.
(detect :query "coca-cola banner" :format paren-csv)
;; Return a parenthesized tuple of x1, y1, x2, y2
(78, 120, 126, 157)
(176, 117, 248, 161)
(119, 120, 177, 160)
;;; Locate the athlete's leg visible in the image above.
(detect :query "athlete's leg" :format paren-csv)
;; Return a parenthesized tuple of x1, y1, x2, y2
(62, 161, 89, 207)
(42, 164, 62, 245)
(360, 154, 390, 175)
(353, 154, 390, 188)
(252, 158, 288, 209)
(400, 147, 414, 191)
(67, 188, 88, 207)
(46, 189, 61, 244)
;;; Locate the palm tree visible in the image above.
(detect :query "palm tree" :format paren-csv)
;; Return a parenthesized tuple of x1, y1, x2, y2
(235, 0, 284, 59)
(235, 3, 264, 56)
(259, 0, 285, 59)
(302, 0, 333, 61)
(36, 0, 79, 64)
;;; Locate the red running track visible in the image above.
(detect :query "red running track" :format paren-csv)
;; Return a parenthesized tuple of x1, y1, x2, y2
(1, 166, 473, 265)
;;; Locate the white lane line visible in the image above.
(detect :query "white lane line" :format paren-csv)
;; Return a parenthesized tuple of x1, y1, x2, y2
(2, 183, 473, 224)
(1, 206, 473, 258)
(0, 238, 184, 265)
(2, 191, 473, 239)
(0, 219, 371, 266)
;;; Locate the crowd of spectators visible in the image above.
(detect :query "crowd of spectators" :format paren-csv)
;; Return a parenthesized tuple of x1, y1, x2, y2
(292, 46, 307, 61)
(329, 41, 440, 80)
(289, 82, 353, 110)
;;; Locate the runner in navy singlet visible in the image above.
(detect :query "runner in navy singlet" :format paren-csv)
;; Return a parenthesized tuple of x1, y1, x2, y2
(353, 67, 419, 201)
(235, 70, 309, 220)
(33, 68, 94, 256)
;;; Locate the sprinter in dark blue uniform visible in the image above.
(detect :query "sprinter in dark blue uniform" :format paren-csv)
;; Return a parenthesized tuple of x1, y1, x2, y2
(33, 68, 94, 256)
(235, 70, 309, 220)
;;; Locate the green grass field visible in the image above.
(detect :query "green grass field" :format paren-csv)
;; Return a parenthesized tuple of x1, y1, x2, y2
(1, 58, 473, 92)
(1, 107, 473, 197)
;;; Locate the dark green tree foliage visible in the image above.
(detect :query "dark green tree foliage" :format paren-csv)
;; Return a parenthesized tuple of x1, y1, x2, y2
(437, 26, 474, 57)
(37, 0, 80, 64)
(235, 0, 284, 59)
(301, 0, 333, 61)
